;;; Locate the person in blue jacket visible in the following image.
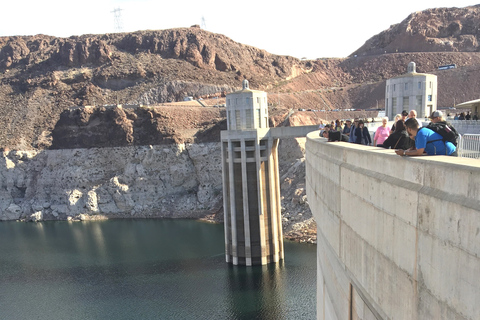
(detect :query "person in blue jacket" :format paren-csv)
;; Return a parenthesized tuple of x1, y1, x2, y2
(395, 118, 457, 156)
(349, 119, 358, 143)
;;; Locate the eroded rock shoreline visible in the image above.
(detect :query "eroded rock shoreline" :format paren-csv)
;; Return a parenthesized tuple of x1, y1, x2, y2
(0, 141, 316, 244)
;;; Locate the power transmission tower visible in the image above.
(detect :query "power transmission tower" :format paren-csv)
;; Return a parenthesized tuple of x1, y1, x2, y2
(201, 16, 207, 29)
(111, 8, 124, 33)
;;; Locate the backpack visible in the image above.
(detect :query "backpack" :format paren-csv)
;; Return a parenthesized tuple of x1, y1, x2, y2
(425, 122, 459, 146)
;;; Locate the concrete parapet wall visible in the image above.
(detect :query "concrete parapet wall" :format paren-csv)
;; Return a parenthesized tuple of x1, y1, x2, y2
(305, 131, 480, 320)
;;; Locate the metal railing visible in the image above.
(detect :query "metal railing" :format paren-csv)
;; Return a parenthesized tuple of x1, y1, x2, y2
(458, 134, 480, 159)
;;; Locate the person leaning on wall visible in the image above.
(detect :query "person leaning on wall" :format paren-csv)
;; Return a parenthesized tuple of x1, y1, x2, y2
(395, 118, 457, 157)
(321, 129, 349, 142)
(382, 120, 410, 150)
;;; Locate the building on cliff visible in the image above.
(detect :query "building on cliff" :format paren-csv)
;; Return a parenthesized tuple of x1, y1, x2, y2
(385, 62, 437, 120)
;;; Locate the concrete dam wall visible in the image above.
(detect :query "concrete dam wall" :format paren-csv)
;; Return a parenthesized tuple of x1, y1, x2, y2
(305, 132, 480, 320)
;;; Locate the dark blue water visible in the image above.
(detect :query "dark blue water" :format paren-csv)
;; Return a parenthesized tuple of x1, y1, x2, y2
(0, 219, 316, 320)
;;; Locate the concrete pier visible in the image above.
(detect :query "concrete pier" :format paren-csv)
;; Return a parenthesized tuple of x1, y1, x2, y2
(222, 129, 282, 266)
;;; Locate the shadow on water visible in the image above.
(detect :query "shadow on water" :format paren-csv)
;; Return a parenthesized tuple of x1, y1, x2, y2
(227, 262, 286, 320)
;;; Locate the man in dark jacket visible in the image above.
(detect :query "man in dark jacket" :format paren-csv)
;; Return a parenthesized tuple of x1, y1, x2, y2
(322, 129, 349, 142)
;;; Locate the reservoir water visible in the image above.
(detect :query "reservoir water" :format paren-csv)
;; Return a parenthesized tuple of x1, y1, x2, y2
(0, 219, 316, 320)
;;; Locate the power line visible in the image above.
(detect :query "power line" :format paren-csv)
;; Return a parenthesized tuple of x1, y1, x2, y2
(201, 16, 207, 29)
(111, 8, 124, 33)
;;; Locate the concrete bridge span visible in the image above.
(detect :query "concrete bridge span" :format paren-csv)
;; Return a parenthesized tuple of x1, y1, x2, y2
(305, 132, 480, 320)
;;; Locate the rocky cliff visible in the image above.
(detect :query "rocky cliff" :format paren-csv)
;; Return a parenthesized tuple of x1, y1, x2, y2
(351, 5, 480, 56)
(50, 105, 227, 149)
(0, 140, 314, 242)
(0, 144, 223, 221)
(3, 6, 480, 150)
(0, 26, 310, 150)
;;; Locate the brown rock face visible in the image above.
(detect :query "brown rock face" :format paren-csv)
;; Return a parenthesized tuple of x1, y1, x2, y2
(0, 38, 30, 68)
(58, 39, 112, 66)
(2, 5, 480, 150)
(0, 27, 310, 150)
(50, 106, 226, 149)
(351, 5, 480, 56)
(113, 28, 300, 78)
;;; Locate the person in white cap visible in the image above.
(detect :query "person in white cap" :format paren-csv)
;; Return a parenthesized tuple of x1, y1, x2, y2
(427, 110, 459, 147)
(429, 110, 445, 123)
(429, 110, 458, 134)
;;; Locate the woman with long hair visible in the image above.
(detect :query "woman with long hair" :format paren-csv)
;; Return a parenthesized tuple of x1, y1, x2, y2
(382, 120, 412, 150)
(354, 120, 372, 145)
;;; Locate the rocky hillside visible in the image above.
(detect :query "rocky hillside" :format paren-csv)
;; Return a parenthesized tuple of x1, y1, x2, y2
(2, 5, 480, 150)
(0, 26, 308, 150)
(50, 105, 227, 149)
(351, 5, 480, 56)
(0, 139, 316, 242)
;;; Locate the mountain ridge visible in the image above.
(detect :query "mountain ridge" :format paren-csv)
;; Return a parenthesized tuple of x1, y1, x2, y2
(1, 5, 480, 150)
(351, 5, 480, 56)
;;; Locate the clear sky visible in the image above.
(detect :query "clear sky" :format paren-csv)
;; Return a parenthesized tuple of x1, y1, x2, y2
(1, 0, 477, 59)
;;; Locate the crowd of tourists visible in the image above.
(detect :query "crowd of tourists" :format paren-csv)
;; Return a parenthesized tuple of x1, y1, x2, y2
(453, 111, 478, 120)
(319, 109, 459, 156)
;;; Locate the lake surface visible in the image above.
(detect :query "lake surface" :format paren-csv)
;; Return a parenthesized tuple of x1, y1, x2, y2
(0, 219, 316, 320)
